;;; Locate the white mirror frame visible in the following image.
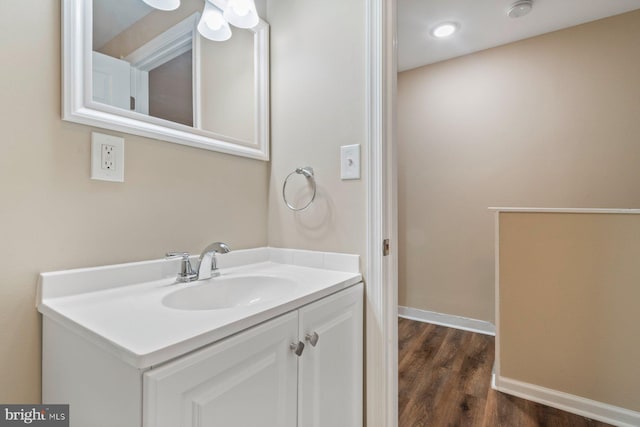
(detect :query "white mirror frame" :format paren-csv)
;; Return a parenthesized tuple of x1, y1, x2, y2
(62, 0, 270, 160)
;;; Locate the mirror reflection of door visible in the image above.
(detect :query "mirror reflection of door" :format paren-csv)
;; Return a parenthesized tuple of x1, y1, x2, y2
(92, 0, 195, 127)
(92, 52, 131, 110)
(90, 0, 259, 144)
(92, 44, 194, 127)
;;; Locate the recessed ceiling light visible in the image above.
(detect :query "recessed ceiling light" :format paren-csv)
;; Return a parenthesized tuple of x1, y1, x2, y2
(431, 23, 459, 39)
(507, 0, 533, 18)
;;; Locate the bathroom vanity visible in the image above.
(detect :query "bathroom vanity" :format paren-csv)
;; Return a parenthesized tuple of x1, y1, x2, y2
(38, 248, 363, 427)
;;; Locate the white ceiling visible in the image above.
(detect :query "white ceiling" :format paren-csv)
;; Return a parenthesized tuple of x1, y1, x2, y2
(398, 0, 640, 72)
(93, 0, 153, 49)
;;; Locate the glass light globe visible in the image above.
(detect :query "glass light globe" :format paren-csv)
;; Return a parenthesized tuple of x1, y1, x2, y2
(142, 0, 180, 11)
(198, 3, 232, 41)
(223, 0, 259, 29)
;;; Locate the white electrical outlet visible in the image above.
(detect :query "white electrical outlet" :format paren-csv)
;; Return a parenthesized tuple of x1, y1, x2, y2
(91, 132, 124, 182)
(340, 144, 361, 180)
(102, 144, 115, 170)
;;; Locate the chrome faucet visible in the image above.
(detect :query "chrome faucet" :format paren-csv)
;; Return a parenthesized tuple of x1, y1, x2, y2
(197, 242, 231, 280)
(166, 242, 231, 284)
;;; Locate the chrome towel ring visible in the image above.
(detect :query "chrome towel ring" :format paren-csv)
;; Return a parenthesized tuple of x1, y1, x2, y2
(283, 167, 317, 211)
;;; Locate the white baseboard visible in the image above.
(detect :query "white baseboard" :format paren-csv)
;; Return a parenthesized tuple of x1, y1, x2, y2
(493, 375, 640, 427)
(398, 306, 495, 336)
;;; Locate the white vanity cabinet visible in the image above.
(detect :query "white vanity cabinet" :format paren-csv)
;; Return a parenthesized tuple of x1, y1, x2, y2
(40, 249, 363, 427)
(143, 283, 363, 427)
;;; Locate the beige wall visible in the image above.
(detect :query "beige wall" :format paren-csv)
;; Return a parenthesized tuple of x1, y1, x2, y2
(148, 50, 193, 126)
(0, 0, 268, 403)
(398, 10, 640, 322)
(266, 0, 367, 262)
(200, 26, 254, 142)
(499, 212, 640, 411)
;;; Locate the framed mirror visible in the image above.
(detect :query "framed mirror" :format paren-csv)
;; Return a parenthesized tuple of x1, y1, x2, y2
(62, 0, 269, 160)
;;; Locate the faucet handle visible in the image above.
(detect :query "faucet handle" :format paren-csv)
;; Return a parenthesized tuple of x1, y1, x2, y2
(166, 252, 198, 283)
(166, 251, 189, 258)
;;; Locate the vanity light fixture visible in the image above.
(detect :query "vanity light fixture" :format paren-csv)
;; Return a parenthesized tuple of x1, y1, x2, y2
(431, 23, 459, 39)
(142, 0, 180, 11)
(198, 2, 232, 41)
(142, 0, 260, 41)
(507, 0, 534, 18)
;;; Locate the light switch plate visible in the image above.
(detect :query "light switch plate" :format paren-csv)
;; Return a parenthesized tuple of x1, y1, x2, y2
(340, 144, 361, 180)
(91, 132, 124, 182)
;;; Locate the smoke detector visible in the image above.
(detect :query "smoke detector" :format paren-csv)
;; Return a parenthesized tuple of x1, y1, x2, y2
(507, 0, 533, 18)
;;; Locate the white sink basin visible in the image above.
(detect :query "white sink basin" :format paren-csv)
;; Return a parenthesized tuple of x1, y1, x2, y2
(162, 275, 298, 311)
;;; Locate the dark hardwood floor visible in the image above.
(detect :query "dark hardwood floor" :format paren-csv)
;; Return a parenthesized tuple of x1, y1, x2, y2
(398, 318, 612, 427)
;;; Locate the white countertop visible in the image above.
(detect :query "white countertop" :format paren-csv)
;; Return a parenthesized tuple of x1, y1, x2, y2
(37, 248, 362, 369)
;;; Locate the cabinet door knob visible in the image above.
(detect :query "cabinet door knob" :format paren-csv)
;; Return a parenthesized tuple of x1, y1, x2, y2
(290, 341, 305, 356)
(305, 332, 320, 347)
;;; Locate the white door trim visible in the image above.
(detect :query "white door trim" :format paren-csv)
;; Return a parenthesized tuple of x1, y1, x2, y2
(124, 13, 199, 72)
(365, 0, 397, 426)
(124, 13, 200, 119)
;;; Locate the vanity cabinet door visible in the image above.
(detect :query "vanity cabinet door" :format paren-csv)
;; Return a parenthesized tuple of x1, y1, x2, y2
(298, 283, 364, 427)
(143, 312, 298, 427)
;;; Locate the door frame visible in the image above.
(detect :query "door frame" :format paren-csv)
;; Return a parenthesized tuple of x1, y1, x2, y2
(124, 13, 200, 119)
(365, 0, 398, 426)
